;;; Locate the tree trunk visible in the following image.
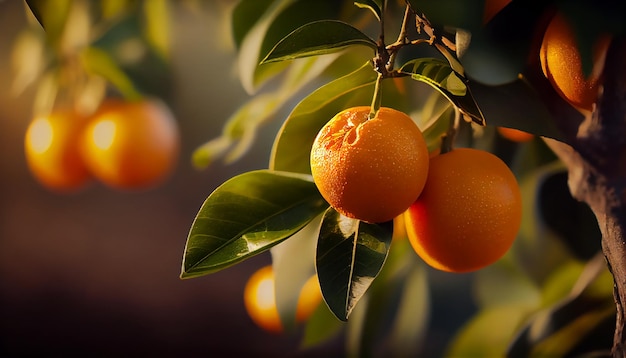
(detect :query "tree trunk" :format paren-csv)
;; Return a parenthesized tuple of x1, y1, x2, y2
(545, 36, 626, 357)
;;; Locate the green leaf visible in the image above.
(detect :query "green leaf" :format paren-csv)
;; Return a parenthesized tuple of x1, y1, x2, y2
(354, 0, 382, 20)
(316, 208, 393, 321)
(80, 46, 142, 101)
(11, 29, 47, 95)
(301, 296, 346, 348)
(474, 258, 541, 310)
(399, 58, 485, 125)
(271, 215, 321, 331)
(507, 255, 615, 357)
(237, 0, 293, 94)
(262, 20, 377, 64)
(231, 0, 275, 50)
(237, 0, 345, 93)
(270, 61, 378, 174)
(181, 170, 329, 279)
(384, 257, 430, 356)
(470, 78, 569, 141)
(446, 304, 534, 357)
(345, 235, 427, 356)
(142, 0, 170, 60)
(193, 54, 340, 169)
(25, 0, 72, 45)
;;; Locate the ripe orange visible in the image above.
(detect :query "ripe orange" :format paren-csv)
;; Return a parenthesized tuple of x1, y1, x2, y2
(540, 12, 611, 111)
(404, 148, 522, 273)
(24, 109, 91, 192)
(243, 265, 322, 333)
(497, 127, 534, 143)
(80, 98, 180, 190)
(310, 106, 429, 223)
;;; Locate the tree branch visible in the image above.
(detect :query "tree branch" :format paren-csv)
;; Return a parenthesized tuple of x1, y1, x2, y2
(546, 36, 626, 357)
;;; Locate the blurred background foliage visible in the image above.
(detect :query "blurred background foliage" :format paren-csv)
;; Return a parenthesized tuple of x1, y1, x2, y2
(1, 0, 614, 356)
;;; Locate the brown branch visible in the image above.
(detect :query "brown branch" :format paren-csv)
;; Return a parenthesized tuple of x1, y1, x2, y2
(545, 36, 626, 357)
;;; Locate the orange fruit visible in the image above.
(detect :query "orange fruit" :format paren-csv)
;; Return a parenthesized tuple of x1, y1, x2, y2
(497, 127, 534, 143)
(80, 98, 180, 190)
(483, 0, 510, 24)
(24, 109, 91, 192)
(310, 106, 429, 223)
(540, 12, 611, 111)
(404, 148, 522, 273)
(243, 265, 322, 334)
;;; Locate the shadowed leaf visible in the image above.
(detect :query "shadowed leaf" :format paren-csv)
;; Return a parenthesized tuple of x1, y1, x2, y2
(316, 208, 393, 321)
(399, 58, 485, 125)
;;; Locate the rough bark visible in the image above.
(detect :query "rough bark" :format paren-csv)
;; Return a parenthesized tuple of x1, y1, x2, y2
(544, 36, 626, 357)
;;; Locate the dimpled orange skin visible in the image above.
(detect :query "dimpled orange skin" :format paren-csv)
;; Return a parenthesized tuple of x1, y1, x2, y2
(540, 12, 610, 112)
(310, 106, 429, 223)
(404, 148, 522, 273)
(24, 109, 91, 192)
(80, 98, 180, 190)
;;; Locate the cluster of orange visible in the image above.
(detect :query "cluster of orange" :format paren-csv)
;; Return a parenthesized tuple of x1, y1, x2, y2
(24, 98, 180, 192)
(311, 106, 522, 274)
(245, 3, 611, 332)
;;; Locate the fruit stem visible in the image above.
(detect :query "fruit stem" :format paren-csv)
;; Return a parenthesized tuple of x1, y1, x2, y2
(440, 106, 460, 154)
(369, 73, 384, 119)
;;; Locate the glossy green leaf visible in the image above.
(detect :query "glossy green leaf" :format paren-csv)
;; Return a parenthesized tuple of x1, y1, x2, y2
(399, 58, 485, 125)
(270, 61, 378, 174)
(262, 20, 377, 64)
(354, 0, 382, 20)
(316, 208, 393, 321)
(181, 170, 329, 279)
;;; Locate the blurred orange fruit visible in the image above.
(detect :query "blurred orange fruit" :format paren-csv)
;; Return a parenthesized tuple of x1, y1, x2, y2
(483, 0, 510, 24)
(24, 109, 91, 192)
(310, 106, 429, 223)
(80, 98, 180, 190)
(540, 12, 611, 111)
(497, 127, 534, 143)
(243, 265, 322, 333)
(404, 148, 522, 273)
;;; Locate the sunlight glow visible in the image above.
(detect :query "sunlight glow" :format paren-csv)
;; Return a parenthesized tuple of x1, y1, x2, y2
(256, 278, 275, 310)
(92, 119, 117, 150)
(28, 118, 53, 154)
